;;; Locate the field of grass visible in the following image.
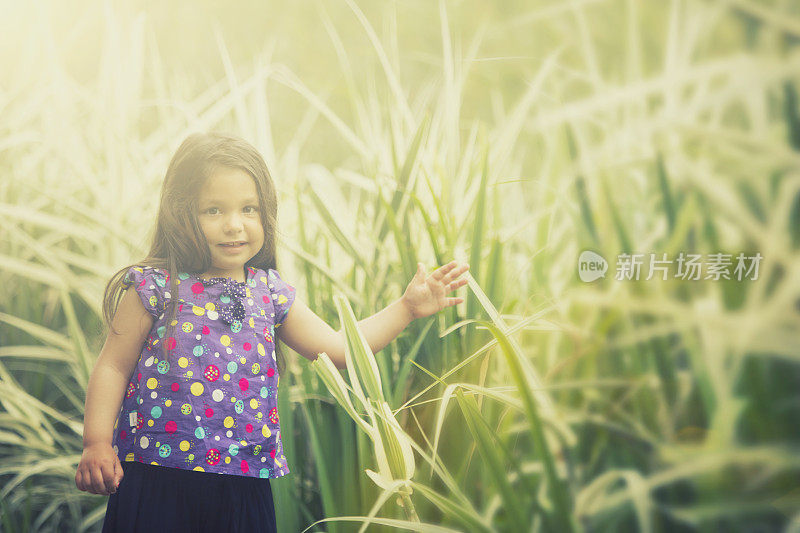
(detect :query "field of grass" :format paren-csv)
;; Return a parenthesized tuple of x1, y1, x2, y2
(1, 0, 800, 531)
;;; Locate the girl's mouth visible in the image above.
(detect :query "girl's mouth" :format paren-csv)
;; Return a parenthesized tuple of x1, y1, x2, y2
(219, 242, 246, 248)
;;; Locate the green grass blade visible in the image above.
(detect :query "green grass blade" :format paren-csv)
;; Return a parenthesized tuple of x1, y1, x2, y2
(454, 388, 529, 532)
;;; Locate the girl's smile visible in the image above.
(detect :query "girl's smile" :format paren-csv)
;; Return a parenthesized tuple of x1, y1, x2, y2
(218, 241, 249, 252)
(197, 166, 265, 281)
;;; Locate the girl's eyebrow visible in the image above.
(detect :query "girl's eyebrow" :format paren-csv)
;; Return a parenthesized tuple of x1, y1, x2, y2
(199, 196, 259, 205)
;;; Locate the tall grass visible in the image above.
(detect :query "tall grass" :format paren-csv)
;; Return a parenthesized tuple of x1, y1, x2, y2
(2, 0, 800, 531)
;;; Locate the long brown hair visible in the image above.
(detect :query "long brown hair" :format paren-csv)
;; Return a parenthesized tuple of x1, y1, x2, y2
(102, 132, 289, 376)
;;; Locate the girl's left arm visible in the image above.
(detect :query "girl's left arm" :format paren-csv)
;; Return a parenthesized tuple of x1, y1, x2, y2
(278, 261, 468, 369)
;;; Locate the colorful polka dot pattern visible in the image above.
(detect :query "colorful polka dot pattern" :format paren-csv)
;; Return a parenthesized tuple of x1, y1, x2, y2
(111, 265, 295, 479)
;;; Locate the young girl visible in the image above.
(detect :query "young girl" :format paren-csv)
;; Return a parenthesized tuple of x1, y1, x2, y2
(75, 132, 469, 532)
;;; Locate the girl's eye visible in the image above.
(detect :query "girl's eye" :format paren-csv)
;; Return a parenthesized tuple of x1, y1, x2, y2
(204, 207, 220, 215)
(243, 205, 259, 214)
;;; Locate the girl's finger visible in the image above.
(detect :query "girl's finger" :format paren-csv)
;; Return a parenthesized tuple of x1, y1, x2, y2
(75, 469, 84, 491)
(441, 263, 468, 284)
(447, 277, 468, 291)
(101, 462, 117, 494)
(433, 261, 456, 280)
(113, 458, 124, 487)
(442, 266, 468, 283)
(90, 466, 107, 495)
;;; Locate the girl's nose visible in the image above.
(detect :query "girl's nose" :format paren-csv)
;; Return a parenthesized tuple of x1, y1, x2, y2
(223, 214, 244, 233)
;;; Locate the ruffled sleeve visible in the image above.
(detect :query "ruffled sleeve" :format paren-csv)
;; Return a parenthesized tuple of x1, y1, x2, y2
(122, 266, 170, 318)
(266, 268, 296, 328)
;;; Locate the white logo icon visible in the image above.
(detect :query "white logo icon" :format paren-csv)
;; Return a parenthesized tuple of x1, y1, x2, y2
(578, 250, 608, 282)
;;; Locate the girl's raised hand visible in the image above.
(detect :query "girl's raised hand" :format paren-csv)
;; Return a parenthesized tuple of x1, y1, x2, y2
(401, 260, 469, 320)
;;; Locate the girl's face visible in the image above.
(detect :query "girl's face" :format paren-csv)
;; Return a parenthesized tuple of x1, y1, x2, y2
(196, 166, 265, 282)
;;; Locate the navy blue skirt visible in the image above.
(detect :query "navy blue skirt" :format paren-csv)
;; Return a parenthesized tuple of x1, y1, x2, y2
(102, 461, 277, 533)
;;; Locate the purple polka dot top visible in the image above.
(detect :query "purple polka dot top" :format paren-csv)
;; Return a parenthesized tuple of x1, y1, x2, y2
(111, 265, 296, 478)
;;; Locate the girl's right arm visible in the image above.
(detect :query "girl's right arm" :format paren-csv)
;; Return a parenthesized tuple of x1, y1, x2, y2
(75, 286, 154, 495)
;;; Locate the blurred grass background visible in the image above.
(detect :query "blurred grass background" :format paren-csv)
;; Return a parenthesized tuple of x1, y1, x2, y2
(1, 0, 800, 531)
